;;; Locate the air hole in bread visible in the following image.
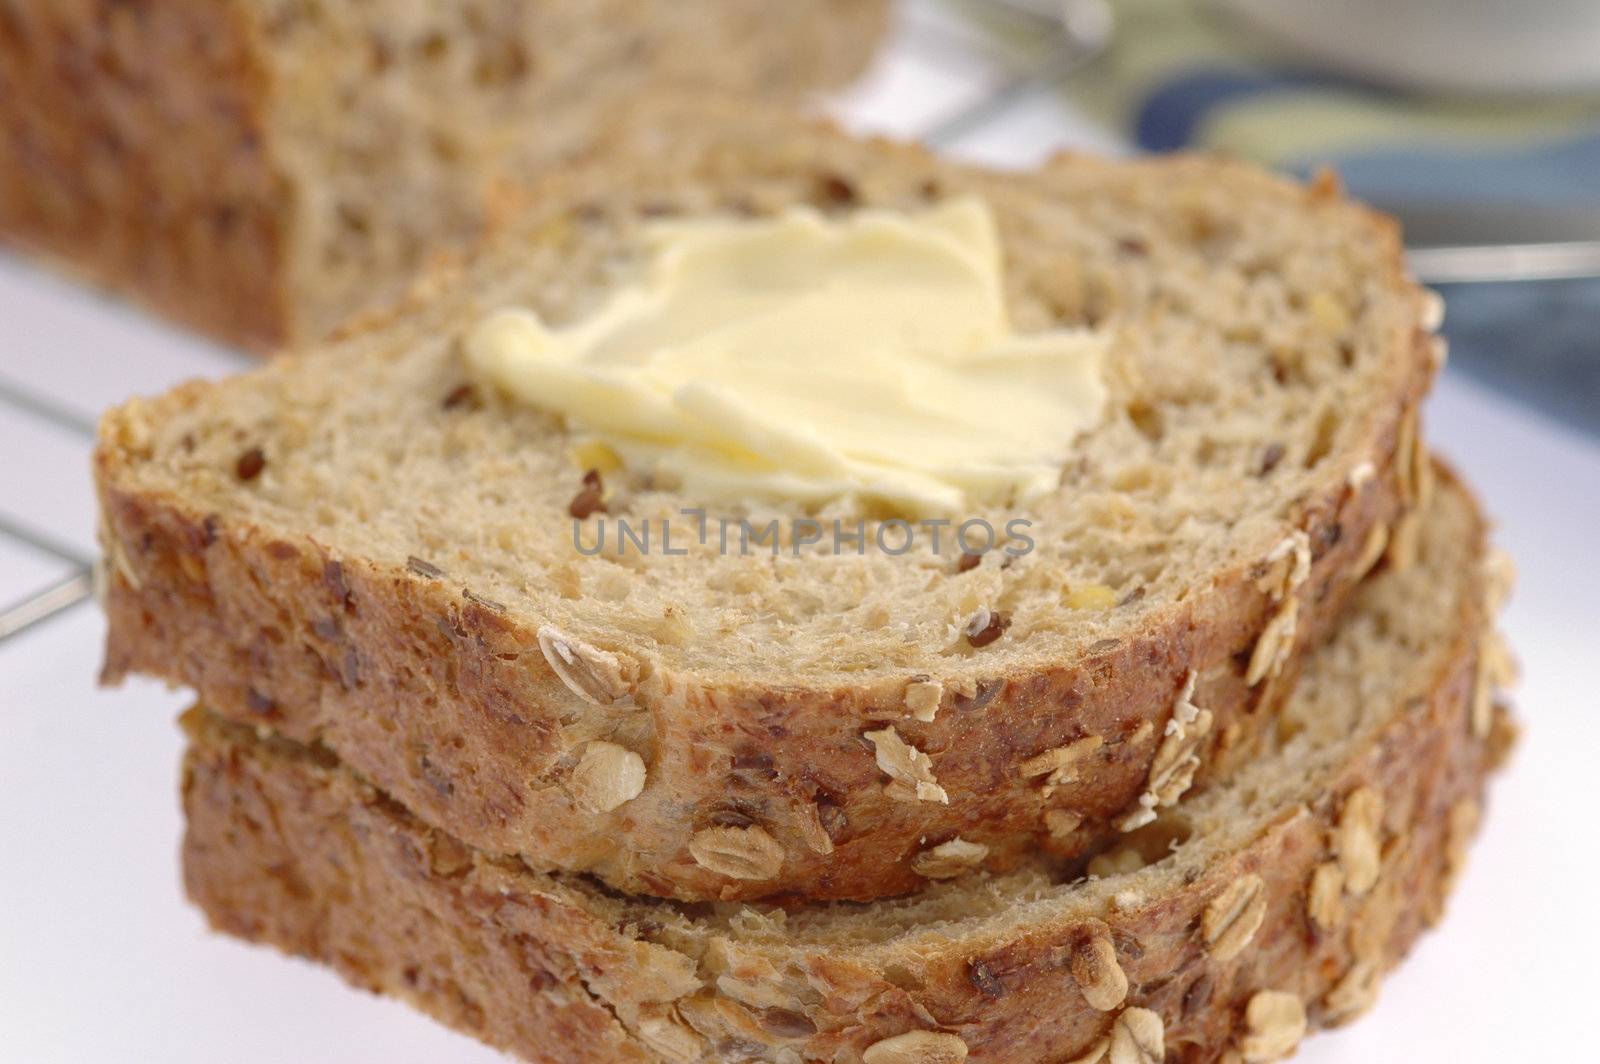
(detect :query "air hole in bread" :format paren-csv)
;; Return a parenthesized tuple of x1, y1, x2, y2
(1304, 408, 1340, 469)
(368, 37, 394, 75)
(336, 203, 371, 238)
(472, 42, 531, 88)
(880, 963, 925, 992)
(417, 31, 449, 61)
(429, 130, 463, 164)
(1123, 812, 1195, 862)
(1127, 401, 1164, 444)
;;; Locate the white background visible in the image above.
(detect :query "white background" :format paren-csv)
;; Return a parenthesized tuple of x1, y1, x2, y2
(3, 2, 1598, 1060)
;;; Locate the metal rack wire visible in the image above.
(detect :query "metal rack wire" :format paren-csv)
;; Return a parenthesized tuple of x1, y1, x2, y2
(0, 381, 104, 642)
(0, 0, 1096, 648)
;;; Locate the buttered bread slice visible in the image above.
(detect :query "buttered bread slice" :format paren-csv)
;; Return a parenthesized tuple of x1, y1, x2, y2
(181, 469, 1514, 1063)
(99, 106, 1444, 901)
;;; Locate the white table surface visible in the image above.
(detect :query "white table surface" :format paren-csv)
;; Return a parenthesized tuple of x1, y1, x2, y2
(3, 3, 1598, 1061)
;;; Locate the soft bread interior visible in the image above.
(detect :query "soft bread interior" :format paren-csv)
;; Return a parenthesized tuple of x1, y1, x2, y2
(186, 465, 1486, 962)
(109, 112, 1429, 687)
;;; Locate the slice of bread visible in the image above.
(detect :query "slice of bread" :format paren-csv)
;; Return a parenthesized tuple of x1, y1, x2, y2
(181, 469, 1513, 1064)
(0, 1, 885, 349)
(98, 110, 1444, 901)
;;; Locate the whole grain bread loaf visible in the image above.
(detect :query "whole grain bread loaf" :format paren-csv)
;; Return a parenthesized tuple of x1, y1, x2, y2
(181, 469, 1515, 1064)
(99, 110, 1445, 901)
(0, 0, 886, 349)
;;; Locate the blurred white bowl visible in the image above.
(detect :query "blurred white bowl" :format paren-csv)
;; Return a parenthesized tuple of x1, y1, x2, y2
(1209, 0, 1600, 95)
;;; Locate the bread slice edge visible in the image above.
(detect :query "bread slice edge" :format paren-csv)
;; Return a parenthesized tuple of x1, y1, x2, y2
(178, 468, 1513, 1063)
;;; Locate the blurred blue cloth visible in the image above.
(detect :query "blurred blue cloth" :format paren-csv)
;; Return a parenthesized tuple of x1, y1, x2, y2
(1055, 0, 1600, 435)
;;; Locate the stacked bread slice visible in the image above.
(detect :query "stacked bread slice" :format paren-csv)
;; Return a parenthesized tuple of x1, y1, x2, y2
(95, 109, 1515, 1062)
(180, 472, 1509, 1063)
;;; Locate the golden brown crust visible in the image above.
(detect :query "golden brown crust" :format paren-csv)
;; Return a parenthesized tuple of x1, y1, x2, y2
(179, 542, 1508, 1064)
(100, 328, 1432, 903)
(92, 104, 1442, 901)
(0, 0, 292, 348)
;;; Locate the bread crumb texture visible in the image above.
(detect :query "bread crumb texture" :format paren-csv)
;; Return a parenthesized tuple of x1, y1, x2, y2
(99, 105, 1443, 901)
(180, 475, 1515, 1063)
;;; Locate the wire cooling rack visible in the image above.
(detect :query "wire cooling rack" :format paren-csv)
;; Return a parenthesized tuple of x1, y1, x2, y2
(0, 378, 180, 643)
(0, 0, 1117, 647)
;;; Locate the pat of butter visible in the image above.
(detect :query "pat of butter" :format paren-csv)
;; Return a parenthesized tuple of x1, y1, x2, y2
(465, 197, 1107, 517)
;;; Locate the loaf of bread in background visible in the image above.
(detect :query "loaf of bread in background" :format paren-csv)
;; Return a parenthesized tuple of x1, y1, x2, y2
(0, 0, 887, 349)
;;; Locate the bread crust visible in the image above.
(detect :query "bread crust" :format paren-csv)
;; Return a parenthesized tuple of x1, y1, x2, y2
(94, 109, 1443, 901)
(99, 331, 1434, 904)
(178, 507, 1509, 1063)
(0, 0, 887, 350)
(0, 0, 293, 348)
